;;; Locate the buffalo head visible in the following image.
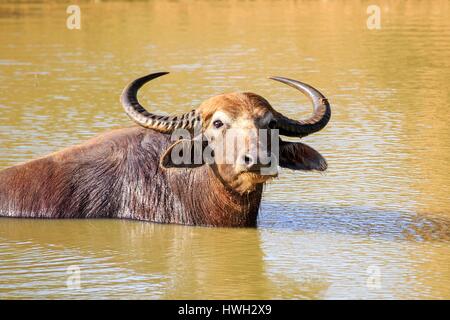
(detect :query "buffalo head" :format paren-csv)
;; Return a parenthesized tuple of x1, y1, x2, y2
(121, 72, 330, 194)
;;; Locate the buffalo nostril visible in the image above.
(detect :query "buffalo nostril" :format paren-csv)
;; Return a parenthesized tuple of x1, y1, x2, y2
(243, 155, 254, 166)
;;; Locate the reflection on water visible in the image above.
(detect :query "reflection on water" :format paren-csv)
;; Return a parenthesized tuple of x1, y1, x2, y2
(0, 0, 450, 299)
(0, 217, 327, 299)
(0, 206, 449, 299)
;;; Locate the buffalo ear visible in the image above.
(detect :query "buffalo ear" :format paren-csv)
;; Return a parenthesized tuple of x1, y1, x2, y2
(279, 140, 327, 171)
(160, 139, 209, 169)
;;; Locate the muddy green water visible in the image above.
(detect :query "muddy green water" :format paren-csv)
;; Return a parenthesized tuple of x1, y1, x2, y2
(0, 0, 449, 299)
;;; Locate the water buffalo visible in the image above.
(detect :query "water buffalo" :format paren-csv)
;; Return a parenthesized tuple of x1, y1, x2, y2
(0, 72, 330, 227)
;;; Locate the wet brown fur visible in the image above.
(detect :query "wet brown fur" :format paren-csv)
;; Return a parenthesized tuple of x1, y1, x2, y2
(0, 125, 263, 227)
(0, 92, 326, 227)
(0, 91, 272, 227)
(198, 92, 276, 126)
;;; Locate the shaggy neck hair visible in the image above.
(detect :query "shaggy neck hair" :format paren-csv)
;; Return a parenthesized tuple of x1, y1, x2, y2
(0, 127, 263, 227)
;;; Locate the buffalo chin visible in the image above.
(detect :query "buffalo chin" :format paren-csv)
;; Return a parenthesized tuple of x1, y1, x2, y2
(231, 171, 277, 194)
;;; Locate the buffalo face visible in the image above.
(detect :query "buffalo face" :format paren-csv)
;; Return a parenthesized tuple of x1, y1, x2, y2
(122, 73, 330, 194)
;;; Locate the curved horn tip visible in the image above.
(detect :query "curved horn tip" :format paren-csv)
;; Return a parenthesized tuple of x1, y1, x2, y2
(269, 76, 294, 81)
(268, 76, 289, 83)
(153, 71, 170, 76)
(269, 76, 306, 89)
(141, 71, 170, 80)
(268, 75, 331, 137)
(269, 76, 307, 86)
(269, 76, 326, 98)
(121, 71, 198, 133)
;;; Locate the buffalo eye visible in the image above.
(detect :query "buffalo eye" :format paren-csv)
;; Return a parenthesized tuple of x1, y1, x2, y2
(268, 119, 277, 129)
(213, 119, 224, 129)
